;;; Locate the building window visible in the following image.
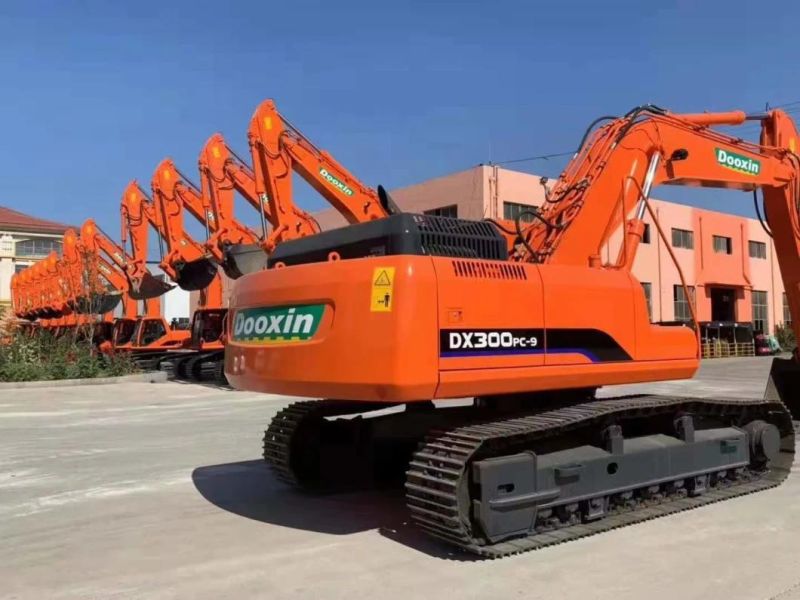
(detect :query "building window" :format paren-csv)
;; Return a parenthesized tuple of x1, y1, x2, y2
(749, 240, 767, 259)
(15, 238, 62, 258)
(784, 292, 792, 327)
(673, 285, 695, 321)
(503, 202, 535, 223)
(14, 263, 29, 274)
(713, 235, 733, 255)
(641, 282, 652, 320)
(752, 290, 769, 334)
(424, 205, 458, 218)
(671, 228, 694, 249)
(642, 223, 651, 244)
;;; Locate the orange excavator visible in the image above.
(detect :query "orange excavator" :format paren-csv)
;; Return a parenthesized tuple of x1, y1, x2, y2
(225, 105, 800, 557)
(11, 229, 119, 339)
(148, 162, 232, 380)
(77, 218, 182, 355)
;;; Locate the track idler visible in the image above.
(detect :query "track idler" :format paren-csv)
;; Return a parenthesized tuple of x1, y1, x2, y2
(764, 355, 800, 420)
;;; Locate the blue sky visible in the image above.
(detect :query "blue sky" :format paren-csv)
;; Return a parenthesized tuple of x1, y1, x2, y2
(0, 0, 798, 244)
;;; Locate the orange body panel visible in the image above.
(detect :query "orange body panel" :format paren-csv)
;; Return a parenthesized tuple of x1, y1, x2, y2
(226, 256, 698, 402)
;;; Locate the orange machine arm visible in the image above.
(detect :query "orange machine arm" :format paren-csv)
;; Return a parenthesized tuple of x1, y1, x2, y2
(80, 219, 132, 276)
(154, 156, 259, 278)
(247, 99, 392, 252)
(150, 159, 226, 299)
(516, 106, 800, 338)
(77, 227, 136, 320)
(120, 181, 177, 300)
(80, 217, 165, 318)
(197, 133, 272, 225)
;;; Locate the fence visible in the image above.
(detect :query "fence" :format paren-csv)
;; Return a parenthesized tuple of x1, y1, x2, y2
(700, 340, 755, 359)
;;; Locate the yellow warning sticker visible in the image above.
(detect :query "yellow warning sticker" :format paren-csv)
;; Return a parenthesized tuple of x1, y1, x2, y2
(370, 267, 395, 312)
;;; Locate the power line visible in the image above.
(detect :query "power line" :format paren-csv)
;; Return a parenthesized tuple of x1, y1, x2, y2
(768, 99, 800, 110)
(489, 150, 575, 166)
(491, 101, 800, 169)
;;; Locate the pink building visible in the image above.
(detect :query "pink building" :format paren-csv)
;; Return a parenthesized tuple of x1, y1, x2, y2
(316, 165, 788, 334)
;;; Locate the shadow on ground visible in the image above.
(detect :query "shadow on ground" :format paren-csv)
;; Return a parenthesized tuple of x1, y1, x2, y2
(191, 460, 474, 560)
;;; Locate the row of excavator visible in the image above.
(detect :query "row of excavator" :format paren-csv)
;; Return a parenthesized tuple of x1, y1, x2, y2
(9, 98, 392, 383)
(11, 100, 800, 557)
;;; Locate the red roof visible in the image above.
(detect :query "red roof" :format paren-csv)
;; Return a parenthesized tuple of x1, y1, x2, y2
(0, 205, 71, 234)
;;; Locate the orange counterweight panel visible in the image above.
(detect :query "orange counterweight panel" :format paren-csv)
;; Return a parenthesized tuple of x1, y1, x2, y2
(226, 255, 699, 403)
(226, 255, 439, 401)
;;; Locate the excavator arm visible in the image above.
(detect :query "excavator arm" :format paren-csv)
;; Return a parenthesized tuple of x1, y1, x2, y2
(200, 134, 262, 212)
(153, 157, 259, 284)
(78, 220, 148, 320)
(150, 160, 219, 292)
(515, 108, 800, 337)
(246, 99, 392, 252)
(120, 181, 179, 300)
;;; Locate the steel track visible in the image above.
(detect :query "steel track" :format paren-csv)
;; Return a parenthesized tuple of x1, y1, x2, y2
(405, 394, 795, 558)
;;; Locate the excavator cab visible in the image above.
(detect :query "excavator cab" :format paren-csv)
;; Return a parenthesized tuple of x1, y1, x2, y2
(137, 318, 168, 346)
(190, 307, 227, 348)
(131, 316, 190, 349)
(112, 317, 137, 348)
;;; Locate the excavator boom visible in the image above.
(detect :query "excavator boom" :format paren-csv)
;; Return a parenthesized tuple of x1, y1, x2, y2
(120, 181, 180, 300)
(245, 99, 391, 254)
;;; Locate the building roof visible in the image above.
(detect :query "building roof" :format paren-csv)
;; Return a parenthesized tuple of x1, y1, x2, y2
(0, 205, 71, 235)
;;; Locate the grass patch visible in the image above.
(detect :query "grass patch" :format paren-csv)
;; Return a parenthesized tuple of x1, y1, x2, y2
(0, 328, 138, 382)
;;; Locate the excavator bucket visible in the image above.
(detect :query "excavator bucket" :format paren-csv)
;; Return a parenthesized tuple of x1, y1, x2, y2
(128, 272, 175, 301)
(224, 243, 268, 277)
(764, 356, 800, 420)
(172, 258, 218, 292)
(73, 291, 122, 315)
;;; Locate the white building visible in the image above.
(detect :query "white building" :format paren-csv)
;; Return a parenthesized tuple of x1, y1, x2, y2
(0, 205, 70, 313)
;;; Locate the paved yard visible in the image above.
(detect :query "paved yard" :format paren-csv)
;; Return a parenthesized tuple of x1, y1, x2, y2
(2, 358, 800, 599)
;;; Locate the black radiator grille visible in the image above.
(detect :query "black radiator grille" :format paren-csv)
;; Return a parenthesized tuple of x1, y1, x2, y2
(413, 214, 506, 260)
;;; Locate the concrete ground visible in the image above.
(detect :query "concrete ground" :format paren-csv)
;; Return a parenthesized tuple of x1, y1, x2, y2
(3, 358, 800, 600)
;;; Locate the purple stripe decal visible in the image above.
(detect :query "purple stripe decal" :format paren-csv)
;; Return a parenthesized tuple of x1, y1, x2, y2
(441, 348, 601, 362)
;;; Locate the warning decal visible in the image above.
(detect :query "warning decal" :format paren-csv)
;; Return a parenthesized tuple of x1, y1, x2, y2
(370, 267, 395, 312)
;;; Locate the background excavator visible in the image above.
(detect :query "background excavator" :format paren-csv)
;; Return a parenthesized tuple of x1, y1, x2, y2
(11, 228, 120, 341)
(224, 99, 398, 275)
(149, 162, 231, 381)
(224, 105, 800, 557)
(77, 218, 179, 355)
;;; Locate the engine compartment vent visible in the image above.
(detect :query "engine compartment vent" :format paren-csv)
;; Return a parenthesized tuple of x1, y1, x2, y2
(452, 260, 527, 280)
(414, 215, 506, 261)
